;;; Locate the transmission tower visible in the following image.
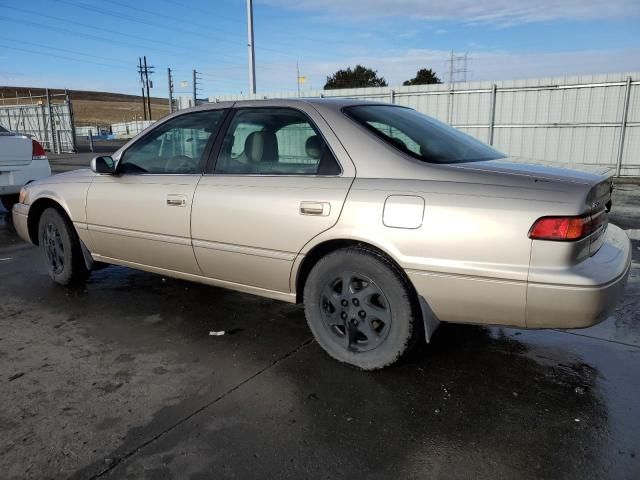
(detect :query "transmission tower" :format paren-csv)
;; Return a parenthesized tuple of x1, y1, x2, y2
(447, 51, 469, 85)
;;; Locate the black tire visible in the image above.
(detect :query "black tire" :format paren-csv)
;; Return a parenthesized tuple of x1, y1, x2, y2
(303, 246, 422, 370)
(37, 207, 89, 285)
(1, 194, 19, 212)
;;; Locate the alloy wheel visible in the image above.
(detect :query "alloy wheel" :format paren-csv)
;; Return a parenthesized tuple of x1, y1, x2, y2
(43, 223, 65, 275)
(319, 271, 392, 353)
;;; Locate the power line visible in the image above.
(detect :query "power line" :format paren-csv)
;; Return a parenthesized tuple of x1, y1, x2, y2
(0, 9, 246, 66)
(0, 35, 131, 67)
(57, 0, 249, 52)
(153, 0, 348, 53)
(56, 0, 304, 57)
(104, 0, 244, 40)
(0, 15, 221, 66)
(157, 0, 246, 25)
(0, 42, 132, 71)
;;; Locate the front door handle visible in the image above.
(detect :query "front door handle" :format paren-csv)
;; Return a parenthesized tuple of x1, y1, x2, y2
(300, 201, 330, 216)
(166, 194, 187, 207)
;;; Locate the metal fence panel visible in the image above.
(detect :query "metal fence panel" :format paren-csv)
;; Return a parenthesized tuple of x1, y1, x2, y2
(0, 92, 75, 153)
(111, 120, 155, 139)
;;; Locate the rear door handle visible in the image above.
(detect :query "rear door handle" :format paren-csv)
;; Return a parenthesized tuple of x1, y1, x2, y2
(167, 194, 187, 207)
(300, 201, 330, 216)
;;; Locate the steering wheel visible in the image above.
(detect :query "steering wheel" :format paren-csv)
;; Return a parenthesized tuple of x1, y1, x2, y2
(164, 155, 195, 173)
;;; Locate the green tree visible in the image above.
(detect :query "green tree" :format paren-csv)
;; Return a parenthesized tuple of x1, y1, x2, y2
(324, 65, 388, 90)
(402, 68, 442, 86)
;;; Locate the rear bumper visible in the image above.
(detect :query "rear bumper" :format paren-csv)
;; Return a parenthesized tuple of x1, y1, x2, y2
(526, 224, 632, 328)
(407, 224, 631, 330)
(12, 203, 31, 244)
(0, 160, 51, 195)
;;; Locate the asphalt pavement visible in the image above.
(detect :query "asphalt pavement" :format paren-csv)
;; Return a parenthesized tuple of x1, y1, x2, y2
(0, 173, 638, 479)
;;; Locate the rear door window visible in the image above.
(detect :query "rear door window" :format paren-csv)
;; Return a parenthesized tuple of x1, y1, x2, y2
(214, 108, 341, 175)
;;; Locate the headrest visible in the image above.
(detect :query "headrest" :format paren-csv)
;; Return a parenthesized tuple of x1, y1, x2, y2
(305, 135, 322, 160)
(389, 137, 407, 151)
(244, 130, 278, 163)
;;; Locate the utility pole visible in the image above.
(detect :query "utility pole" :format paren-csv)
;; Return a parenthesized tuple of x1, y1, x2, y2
(246, 0, 256, 94)
(296, 62, 300, 98)
(143, 56, 154, 121)
(167, 67, 174, 114)
(192, 69, 197, 106)
(138, 57, 147, 120)
(192, 69, 202, 106)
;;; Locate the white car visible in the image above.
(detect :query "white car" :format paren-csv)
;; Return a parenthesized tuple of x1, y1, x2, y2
(0, 125, 51, 211)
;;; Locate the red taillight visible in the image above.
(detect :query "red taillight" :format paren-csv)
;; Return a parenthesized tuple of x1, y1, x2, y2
(529, 215, 594, 241)
(32, 139, 47, 159)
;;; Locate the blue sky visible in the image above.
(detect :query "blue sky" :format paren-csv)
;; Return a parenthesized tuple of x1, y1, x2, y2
(0, 0, 639, 99)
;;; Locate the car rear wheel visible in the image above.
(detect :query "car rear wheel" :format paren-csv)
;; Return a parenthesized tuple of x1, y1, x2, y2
(303, 246, 421, 370)
(37, 208, 89, 285)
(1, 194, 19, 212)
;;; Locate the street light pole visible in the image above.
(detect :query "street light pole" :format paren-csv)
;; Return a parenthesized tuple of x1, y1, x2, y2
(246, 0, 256, 94)
(167, 67, 174, 114)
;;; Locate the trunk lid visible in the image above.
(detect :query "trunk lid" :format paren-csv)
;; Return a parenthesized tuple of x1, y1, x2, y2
(451, 156, 612, 185)
(457, 157, 613, 257)
(586, 178, 613, 256)
(0, 133, 33, 168)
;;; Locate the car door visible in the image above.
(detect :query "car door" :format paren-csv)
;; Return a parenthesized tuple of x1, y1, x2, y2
(191, 102, 356, 294)
(85, 108, 227, 274)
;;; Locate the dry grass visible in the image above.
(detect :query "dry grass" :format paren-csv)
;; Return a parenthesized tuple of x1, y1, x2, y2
(72, 99, 170, 126)
(0, 86, 170, 127)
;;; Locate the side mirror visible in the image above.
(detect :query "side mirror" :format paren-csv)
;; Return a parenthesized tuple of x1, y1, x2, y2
(91, 156, 116, 174)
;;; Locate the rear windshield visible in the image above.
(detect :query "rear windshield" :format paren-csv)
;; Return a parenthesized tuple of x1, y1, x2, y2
(344, 105, 505, 164)
(0, 125, 9, 133)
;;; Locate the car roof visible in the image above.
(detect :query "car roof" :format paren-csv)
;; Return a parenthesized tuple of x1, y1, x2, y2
(185, 97, 393, 114)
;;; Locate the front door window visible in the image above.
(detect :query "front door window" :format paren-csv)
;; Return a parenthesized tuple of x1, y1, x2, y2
(120, 110, 225, 174)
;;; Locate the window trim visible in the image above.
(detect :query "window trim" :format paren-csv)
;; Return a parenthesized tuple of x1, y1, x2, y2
(204, 106, 343, 177)
(116, 108, 231, 176)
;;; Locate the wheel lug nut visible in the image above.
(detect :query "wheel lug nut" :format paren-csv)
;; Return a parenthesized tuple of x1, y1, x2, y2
(341, 299, 348, 307)
(358, 310, 366, 318)
(352, 298, 359, 306)
(350, 318, 358, 325)
(340, 312, 347, 320)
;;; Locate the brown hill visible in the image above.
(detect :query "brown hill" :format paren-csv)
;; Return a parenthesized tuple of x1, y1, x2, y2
(0, 87, 171, 127)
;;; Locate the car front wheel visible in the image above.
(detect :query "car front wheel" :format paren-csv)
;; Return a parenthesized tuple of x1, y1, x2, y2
(37, 207, 89, 285)
(303, 246, 422, 370)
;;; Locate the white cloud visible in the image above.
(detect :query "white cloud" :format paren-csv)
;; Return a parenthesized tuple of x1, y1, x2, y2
(248, 47, 640, 92)
(259, 0, 640, 24)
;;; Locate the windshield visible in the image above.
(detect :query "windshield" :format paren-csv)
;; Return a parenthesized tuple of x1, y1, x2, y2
(344, 105, 505, 164)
